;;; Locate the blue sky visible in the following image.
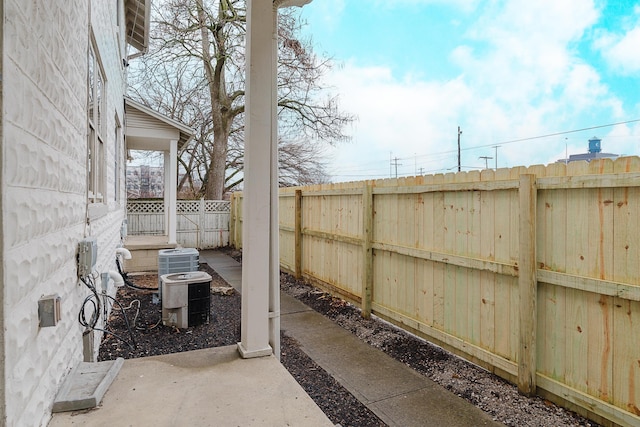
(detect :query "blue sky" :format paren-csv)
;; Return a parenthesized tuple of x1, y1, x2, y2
(297, 0, 640, 181)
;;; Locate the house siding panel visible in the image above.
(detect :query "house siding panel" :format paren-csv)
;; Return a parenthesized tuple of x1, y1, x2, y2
(2, 0, 128, 425)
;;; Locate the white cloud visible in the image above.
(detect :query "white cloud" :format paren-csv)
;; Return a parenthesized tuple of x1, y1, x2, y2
(322, 63, 474, 177)
(597, 24, 640, 74)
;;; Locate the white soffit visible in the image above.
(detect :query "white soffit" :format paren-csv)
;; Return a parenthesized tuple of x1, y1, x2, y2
(124, 98, 194, 151)
(125, 0, 150, 52)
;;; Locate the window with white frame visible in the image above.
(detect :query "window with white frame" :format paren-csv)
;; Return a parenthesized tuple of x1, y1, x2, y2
(88, 40, 106, 203)
(114, 114, 122, 202)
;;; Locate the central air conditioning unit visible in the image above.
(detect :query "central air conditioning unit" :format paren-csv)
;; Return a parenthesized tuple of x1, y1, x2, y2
(157, 248, 200, 300)
(161, 271, 212, 328)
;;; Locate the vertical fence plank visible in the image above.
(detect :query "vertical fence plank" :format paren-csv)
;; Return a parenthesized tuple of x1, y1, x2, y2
(362, 183, 373, 318)
(493, 168, 512, 359)
(432, 173, 446, 329)
(230, 194, 236, 247)
(479, 169, 496, 354)
(199, 198, 205, 248)
(295, 189, 302, 278)
(518, 174, 537, 396)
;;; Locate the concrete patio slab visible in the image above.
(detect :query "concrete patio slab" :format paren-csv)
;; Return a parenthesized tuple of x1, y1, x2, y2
(48, 346, 332, 427)
(52, 358, 124, 413)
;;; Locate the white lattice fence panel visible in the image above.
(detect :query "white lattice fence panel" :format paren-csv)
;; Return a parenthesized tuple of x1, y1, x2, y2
(127, 201, 164, 214)
(177, 201, 200, 214)
(205, 201, 230, 212)
(127, 201, 164, 235)
(127, 200, 230, 248)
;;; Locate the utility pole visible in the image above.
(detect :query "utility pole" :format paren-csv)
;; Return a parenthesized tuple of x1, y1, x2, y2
(479, 156, 493, 170)
(391, 157, 402, 178)
(457, 126, 462, 172)
(492, 145, 499, 170)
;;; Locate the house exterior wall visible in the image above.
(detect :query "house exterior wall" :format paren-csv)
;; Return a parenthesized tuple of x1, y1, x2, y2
(2, 1, 128, 425)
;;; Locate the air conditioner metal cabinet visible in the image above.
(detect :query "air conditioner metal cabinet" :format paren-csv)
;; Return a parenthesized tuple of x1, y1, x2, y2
(157, 248, 200, 300)
(161, 272, 211, 328)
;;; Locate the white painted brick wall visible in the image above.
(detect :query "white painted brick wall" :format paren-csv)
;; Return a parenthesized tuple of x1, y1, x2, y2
(3, 1, 129, 425)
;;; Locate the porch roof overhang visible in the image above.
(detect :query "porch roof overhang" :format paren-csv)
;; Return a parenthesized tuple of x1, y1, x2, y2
(125, 0, 151, 53)
(124, 97, 194, 151)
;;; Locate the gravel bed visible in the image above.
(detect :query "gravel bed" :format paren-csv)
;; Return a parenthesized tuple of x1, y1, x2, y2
(279, 272, 600, 427)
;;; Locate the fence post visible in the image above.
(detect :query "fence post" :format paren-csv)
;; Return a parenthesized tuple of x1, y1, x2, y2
(232, 194, 241, 249)
(229, 194, 236, 248)
(294, 189, 302, 279)
(199, 198, 205, 248)
(362, 183, 373, 318)
(518, 174, 537, 396)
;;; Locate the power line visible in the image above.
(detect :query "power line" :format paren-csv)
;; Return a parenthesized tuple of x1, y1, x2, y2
(394, 118, 640, 162)
(469, 118, 640, 151)
(330, 118, 640, 181)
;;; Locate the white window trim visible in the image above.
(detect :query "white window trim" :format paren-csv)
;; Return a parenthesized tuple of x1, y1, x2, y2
(88, 34, 107, 208)
(114, 113, 122, 203)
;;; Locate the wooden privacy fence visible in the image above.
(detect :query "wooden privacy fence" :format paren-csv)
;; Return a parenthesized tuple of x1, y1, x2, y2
(230, 157, 640, 426)
(127, 199, 230, 249)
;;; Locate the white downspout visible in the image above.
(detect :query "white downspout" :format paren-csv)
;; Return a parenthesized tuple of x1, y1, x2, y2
(168, 140, 178, 245)
(269, 0, 314, 361)
(164, 150, 171, 242)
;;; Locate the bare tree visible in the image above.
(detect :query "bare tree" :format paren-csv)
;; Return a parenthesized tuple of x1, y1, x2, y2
(128, 0, 353, 199)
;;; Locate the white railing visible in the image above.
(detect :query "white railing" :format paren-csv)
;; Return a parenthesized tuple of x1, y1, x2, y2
(127, 199, 230, 248)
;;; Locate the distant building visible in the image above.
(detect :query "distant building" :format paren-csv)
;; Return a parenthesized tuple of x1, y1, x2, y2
(126, 165, 165, 199)
(558, 137, 619, 163)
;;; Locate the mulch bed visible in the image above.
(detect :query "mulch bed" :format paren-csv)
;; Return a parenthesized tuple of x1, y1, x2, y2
(98, 263, 384, 427)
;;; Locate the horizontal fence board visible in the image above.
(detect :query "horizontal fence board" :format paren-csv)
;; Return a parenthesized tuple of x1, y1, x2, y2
(537, 172, 640, 190)
(373, 179, 519, 194)
(537, 373, 640, 427)
(373, 242, 519, 277)
(537, 270, 640, 301)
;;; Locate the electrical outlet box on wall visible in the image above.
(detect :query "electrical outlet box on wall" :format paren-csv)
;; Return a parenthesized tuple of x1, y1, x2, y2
(78, 237, 98, 277)
(38, 294, 61, 327)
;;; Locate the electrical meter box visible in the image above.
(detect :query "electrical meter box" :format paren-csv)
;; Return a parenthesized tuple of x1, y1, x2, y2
(78, 237, 98, 277)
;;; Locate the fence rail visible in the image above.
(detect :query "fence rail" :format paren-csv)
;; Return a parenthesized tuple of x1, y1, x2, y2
(230, 156, 640, 427)
(127, 199, 230, 249)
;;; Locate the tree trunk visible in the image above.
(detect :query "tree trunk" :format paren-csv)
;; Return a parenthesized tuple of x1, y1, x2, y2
(205, 131, 228, 199)
(198, 0, 228, 200)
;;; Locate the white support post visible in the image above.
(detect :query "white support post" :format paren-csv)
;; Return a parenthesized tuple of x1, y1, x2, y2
(164, 150, 171, 241)
(167, 141, 178, 244)
(238, 0, 277, 359)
